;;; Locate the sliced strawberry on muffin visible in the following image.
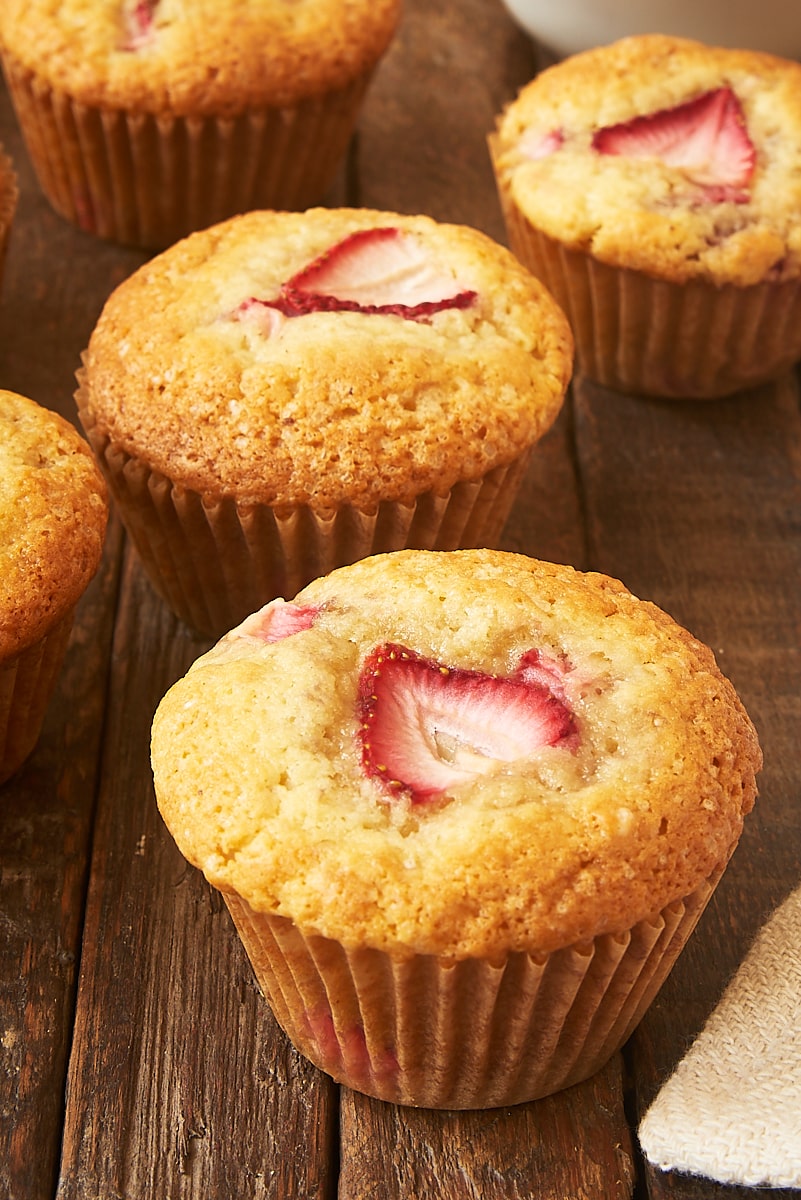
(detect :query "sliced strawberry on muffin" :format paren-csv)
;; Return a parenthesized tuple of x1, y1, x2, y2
(592, 87, 756, 202)
(233, 226, 477, 330)
(357, 643, 575, 803)
(120, 0, 156, 51)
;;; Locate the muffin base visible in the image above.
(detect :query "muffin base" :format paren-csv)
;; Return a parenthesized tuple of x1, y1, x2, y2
(222, 865, 724, 1109)
(1, 52, 372, 249)
(496, 179, 801, 399)
(0, 609, 74, 786)
(76, 372, 532, 638)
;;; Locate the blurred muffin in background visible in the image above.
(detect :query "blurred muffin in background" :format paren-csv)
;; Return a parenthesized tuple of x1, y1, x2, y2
(0, 0, 401, 249)
(490, 35, 801, 397)
(1, 390, 107, 785)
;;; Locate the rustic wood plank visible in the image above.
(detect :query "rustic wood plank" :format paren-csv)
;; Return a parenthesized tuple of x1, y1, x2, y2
(0, 69, 132, 1200)
(339, 1056, 636, 1200)
(341, 5, 638, 1200)
(0, 515, 123, 1200)
(571, 372, 801, 1199)
(0, 77, 147, 425)
(4, 0, 799, 1196)
(357, 0, 537, 241)
(55, 548, 339, 1200)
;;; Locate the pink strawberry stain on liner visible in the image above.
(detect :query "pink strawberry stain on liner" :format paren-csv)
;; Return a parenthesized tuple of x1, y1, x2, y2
(230, 226, 477, 334)
(302, 1005, 400, 1087)
(521, 87, 755, 203)
(120, 0, 157, 50)
(357, 643, 576, 805)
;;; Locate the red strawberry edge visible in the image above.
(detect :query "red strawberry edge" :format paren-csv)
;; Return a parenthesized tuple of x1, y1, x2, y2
(592, 87, 756, 201)
(121, 0, 156, 50)
(357, 643, 576, 805)
(231, 226, 477, 329)
(235, 601, 320, 643)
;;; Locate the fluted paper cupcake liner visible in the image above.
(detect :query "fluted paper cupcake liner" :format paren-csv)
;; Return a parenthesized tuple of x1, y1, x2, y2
(495, 177, 801, 399)
(0, 609, 74, 786)
(222, 865, 724, 1109)
(1, 52, 372, 249)
(77, 373, 532, 637)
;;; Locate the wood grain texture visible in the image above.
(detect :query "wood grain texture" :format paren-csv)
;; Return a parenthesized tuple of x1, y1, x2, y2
(570, 374, 801, 1200)
(0, 84, 146, 425)
(339, 1058, 636, 1200)
(356, 0, 538, 239)
(55, 548, 338, 1200)
(0, 517, 122, 1200)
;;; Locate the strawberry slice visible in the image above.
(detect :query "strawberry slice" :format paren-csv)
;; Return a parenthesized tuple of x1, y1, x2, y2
(121, 0, 157, 50)
(516, 648, 571, 698)
(592, 87, 755, 201)
(235, 600, 320, 643)
(357, 644, 575, 803)
(234, 227, 477, 327)
(518, 128, 564, 161)
(233, 296, 287, 338)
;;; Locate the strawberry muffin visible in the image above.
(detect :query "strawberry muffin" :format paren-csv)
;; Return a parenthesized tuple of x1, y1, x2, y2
(76, 207, 573, 638)
(1, 390, 108, 785)
(0, 0, 401, 248)
(151, 548, 761, 1108)
(490, 35, 801, 397)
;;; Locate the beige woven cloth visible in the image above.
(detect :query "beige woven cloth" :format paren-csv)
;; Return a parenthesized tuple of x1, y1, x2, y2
(639, 883, 801, 1188)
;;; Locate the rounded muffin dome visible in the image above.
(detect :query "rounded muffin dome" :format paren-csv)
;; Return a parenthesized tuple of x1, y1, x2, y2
(151, 548, 761, 959)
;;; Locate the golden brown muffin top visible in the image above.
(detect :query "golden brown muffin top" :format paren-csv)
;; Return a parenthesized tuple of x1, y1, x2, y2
(151, 549, 761, 960)
(492, 35, 801, 285)
(0, 390, 108, 659)
(79, 208, 573, 510)
(0, 0, 401, 115)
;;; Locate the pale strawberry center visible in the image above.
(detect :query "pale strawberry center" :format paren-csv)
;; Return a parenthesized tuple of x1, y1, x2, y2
(358, 644, 575, 803)
(121, 0, 157, 50)
(234, 600, 320, 643)
(518, 128, 564, 161)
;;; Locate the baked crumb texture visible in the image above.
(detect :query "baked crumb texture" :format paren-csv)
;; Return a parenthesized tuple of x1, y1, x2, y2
(491, 34, 801, 397)
(0, 0, 401, 247)
(152, 548, 760, 960)
(78, 208, 573, 637)
(0, 389, 108, 783)
(151, 548, 760, 1106)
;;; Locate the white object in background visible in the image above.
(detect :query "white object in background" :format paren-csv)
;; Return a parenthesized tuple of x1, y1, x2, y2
(638, 884, 801, 1188)
(500, 0, 801, 60)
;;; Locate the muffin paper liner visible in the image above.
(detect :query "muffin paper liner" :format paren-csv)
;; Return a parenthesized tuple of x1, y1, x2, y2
(222, 863, 724, 1109)
(0, 609, 74, 786)
(1, 52, 372, 249)
(76, 371, 532, 637)
(494, 168, 801, 399)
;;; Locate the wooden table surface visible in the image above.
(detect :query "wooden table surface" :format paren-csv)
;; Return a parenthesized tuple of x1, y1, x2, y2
(1, 3, 799, 1198)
